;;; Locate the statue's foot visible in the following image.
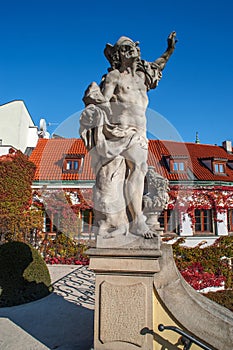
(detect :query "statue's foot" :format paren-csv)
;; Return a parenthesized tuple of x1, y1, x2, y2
(143, 229, 158, 239)
(130, 214, 149, 237)
(98, 220, 109, 236)
(103, 225, 127, 239)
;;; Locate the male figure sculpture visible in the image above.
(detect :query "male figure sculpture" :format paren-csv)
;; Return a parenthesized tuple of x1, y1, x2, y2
(80, 32, 176, 241)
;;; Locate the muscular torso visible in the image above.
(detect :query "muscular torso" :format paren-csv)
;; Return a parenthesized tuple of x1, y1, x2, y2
(114, 71, 148, 106)
(102, 69, 148, 130)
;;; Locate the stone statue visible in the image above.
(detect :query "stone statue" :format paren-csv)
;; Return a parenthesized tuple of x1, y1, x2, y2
(80, 32, 176, 247)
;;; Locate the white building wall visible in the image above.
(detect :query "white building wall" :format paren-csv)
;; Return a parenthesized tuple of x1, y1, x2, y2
(27, 126, 39, 148)
(0, 146, 14, 156)
(0, 100, 38, 153)
(179, 212, 193, 236)
(216, 211, 228, 236)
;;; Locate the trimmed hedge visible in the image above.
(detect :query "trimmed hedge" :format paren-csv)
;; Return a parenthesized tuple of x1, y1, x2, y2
(0, 241, 52, 307)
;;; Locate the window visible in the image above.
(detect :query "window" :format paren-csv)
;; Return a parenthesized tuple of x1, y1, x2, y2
(45, 213, 53, 232)
(73, 161, 79, 170)
(65, 160, 79, 171)
(164, 156, 188, 173)
(214, 163, 225, 173)
(173, 162, 185, 172)
(66, 160, 72, 170)
(194, 209, 213, 234)
(81, 210, 93, 234)
(45, 212, 59, 233)
(63, 157, 83, 172)
(228, 209, 233, 232)
(158, 209, 179, 233)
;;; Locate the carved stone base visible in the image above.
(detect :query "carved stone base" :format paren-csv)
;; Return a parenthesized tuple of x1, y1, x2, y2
(88, 248, 161, 350)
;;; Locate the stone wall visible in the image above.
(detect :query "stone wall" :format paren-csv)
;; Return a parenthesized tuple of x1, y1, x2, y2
(153, 244, 233, 350)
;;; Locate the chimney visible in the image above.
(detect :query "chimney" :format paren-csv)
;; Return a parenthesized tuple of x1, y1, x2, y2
(222, 140, 232, 153)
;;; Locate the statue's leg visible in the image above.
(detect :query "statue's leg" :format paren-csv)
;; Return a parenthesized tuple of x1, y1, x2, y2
(93, 156, 128, 236)
(123, 145, 149, 236)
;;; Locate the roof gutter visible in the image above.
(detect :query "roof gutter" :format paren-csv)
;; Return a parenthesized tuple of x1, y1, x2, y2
(32, 180, 95, 189)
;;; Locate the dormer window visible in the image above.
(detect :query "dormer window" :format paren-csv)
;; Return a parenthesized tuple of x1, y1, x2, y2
(63, 155, 84, 173)
(173, 161, 185, 172)
(170, 157, 187, 173)
(200, 157, 227, 175)
(65, 160, 79, 171)
(212, 158, 227, 175)
(163, 155, 188, 173)
(214, 163, 225, 173)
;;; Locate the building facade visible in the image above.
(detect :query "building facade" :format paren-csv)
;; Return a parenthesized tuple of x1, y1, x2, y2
(0, 101, 39, 155)
(0, 100, 50, 156)
(29, 138, 233, 244)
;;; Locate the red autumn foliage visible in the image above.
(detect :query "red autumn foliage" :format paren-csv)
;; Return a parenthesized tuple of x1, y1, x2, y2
(45, 255, 89, 265)
(180, 262, 226, 290)
(0, 150, 43, 239)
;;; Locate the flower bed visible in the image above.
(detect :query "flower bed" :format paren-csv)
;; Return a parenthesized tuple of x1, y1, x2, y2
(41, 233, 90, 266)
(45, 255, 89, 265)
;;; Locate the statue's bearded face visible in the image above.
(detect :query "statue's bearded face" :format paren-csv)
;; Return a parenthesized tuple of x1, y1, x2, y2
(119, 42, 139, 62)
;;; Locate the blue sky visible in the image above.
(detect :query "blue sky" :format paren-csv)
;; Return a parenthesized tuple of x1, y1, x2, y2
(1, 0, 233, 145)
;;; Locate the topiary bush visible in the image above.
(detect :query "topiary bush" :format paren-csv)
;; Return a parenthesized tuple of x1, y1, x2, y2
(0, 241, 52, 307)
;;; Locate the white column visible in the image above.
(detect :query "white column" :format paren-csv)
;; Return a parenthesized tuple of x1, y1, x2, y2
(43, 212, 46, 232)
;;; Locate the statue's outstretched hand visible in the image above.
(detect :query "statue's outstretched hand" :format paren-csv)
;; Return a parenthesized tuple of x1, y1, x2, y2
(167, 31, 177, 49)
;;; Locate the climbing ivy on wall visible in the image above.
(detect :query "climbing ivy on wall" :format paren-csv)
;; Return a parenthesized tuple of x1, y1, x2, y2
(33, 188, 93, 239)
(0, 149, 43, 240)
(168, 185, 233, 227)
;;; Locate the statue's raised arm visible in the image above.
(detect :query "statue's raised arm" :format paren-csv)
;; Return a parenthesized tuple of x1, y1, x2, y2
(154, 31, 177, 71)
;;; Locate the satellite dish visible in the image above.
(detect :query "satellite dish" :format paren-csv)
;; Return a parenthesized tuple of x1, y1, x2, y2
(39, 119, 47, 133)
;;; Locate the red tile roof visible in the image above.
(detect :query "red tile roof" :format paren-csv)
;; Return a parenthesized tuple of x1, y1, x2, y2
(148, 140, 233, 182)
(29, 138, 94, 181)
(185, 142, 233, 181)
(29, 138, 233, 183)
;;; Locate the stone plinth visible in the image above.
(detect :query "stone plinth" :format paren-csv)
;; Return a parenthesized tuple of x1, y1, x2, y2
(96, 234, 161, 250)
(88, 248, 162, 350)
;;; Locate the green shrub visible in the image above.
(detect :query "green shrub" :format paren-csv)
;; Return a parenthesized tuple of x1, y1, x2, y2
(0, 241, 52, 307)
(204, 290, 233, 312)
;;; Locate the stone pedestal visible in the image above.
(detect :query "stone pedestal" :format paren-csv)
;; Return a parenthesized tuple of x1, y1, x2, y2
(88, 248, 162, 350)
